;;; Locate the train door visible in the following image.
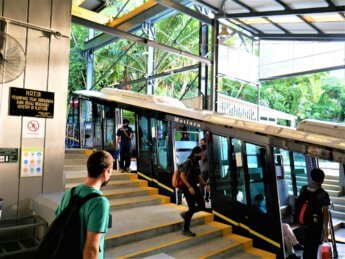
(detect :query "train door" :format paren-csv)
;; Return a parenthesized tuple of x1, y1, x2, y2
(152, 120, 174, 188)
(210, 136, 283, 256)
(137, 115, 154, 178)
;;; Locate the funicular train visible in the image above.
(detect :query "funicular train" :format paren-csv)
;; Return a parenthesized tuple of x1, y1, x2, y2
(66, 88, 345, 258)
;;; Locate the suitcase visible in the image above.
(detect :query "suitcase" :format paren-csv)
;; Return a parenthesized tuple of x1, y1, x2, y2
(320, 243, 332, 259)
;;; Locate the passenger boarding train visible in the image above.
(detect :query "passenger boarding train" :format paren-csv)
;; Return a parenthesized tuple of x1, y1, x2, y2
(67, 88, 345, 258)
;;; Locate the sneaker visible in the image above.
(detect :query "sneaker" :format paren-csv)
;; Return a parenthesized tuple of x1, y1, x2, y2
(181, 229, 196, 237)
(120, 169, 124, 173)
(125, 168, 131, 173)
(180, 212, 186, 220)
(293, 243, 304, 250)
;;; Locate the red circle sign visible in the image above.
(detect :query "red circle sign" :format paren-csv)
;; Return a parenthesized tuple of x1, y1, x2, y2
(27, 120, 39, 132)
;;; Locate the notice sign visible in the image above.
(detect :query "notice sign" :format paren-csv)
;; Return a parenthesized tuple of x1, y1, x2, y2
(9, 87, 54, 118)
(0, 148, 18, 163)
(23, 117, 45, 138)
(21, 147, 43, 177)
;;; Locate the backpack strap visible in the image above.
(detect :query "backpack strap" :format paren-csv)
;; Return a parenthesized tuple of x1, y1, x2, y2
(184, 159, 192, 177)
(121, 127, 130, 138)
(69, 187, 101, 208)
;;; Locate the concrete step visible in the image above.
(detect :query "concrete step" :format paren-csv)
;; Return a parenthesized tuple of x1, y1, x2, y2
(64, 153, 89, 160)
(330, 211, 345, 221)
(333, 204, 345, 213)
(104, 204, 213, 248)
(327, 189, 343, 197)
(322, 183, 343, 192)
(108, 194, 170, 211)
(331, 196, 345, 206)
(64, 158, 88, 165)
(65, 179, 148, 190)
(323, 178, 339, 185)
(64, 149, 92, 155)
(64, 172, 136, 184)
(63, 165, 87, 171)
(325, 175, 339, 180)
(102, 187, 158, 199)
(167, 233, 252, 258)
(107, 221, 231, 258)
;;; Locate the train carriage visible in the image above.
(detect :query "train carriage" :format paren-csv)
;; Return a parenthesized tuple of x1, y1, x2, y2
(68, 88, 345, 258)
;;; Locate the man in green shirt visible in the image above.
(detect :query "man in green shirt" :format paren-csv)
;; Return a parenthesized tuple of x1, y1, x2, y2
(55, 150, 112, 259)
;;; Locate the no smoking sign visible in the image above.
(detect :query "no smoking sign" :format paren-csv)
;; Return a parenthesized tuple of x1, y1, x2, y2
(23, 117, 45, 138)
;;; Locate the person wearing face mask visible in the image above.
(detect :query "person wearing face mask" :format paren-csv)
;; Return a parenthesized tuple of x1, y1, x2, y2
(116, 119, 134, 173)
(179, 146, 208, 237)
(55, 150, 112, 259)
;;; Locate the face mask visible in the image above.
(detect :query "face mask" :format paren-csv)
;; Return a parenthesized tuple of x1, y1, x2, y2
(201, 144, 206, 150)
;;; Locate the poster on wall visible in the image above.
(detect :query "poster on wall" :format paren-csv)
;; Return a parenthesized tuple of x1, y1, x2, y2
(21, 147, 44, 177)
(22, 117, 45, 138)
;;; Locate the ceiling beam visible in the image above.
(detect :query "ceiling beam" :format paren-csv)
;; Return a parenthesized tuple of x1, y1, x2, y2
(260, 65, 345, 81)
(225, 5, 345, 18)
(258, 33, 345, 41)
(72, 16, 212, 65)
(155, 0, 212, 24)
(107, 1, 157, 27)
(72, 5, 110, 24)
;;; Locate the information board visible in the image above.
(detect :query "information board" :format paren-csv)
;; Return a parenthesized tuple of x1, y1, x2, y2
(9, 87, 54, 118)
(21, 147, 44, 177)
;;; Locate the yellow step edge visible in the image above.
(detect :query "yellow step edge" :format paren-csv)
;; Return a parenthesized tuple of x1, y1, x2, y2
(103, 187, 157, 197)
(206, 221, 232, 235)
(120, 224, 231, 259)
(197, 240, 244, 259)
(245, 247, 276, 259)
(224, 233, 253, 249)
(108, 195, 163, 206)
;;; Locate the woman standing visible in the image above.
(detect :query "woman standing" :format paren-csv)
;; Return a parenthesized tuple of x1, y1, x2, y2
(179, 146, 209, 237)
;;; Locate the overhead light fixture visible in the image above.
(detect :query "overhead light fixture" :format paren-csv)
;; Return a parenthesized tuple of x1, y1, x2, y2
(217, 25, 231, 41)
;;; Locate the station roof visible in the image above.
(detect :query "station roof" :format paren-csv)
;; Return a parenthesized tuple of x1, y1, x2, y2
(199, 0, 345, 41)
(72, 0, 345, 43)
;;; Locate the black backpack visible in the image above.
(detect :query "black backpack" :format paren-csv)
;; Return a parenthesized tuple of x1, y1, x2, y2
(294, 186, 323, 226)
(35, 187, 100, 259)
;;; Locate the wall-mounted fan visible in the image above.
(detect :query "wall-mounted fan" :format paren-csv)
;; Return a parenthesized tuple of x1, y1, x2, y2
(0, 32, 25, 83)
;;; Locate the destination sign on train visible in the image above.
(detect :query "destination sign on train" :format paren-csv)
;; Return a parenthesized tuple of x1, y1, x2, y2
(9, 87, 55, 118)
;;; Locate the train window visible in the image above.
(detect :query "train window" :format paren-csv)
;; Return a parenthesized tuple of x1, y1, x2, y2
(232, 138, 247, 205)
(156, 120, 172, 173)
(293, 152, 307, 195)
(245, 143, 267, 214)
(274, 148, 294, 195)
(137, 116, 153, 174)
(104, 105, 115, 147)
(212, 135, 231, 198)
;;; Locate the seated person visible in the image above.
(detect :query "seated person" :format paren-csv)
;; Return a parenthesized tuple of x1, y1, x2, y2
(283, 223, 304, 259)
(252, 194, 266, 213)
(252, 194, 303, 258)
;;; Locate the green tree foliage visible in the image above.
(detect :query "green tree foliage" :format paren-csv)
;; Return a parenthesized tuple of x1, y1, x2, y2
(260, 73, 345, 123)
(68, 24, 88, 98)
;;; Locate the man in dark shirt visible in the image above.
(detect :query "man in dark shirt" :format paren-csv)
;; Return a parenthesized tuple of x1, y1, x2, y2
(116, 119, 133, 173)
(297, 168, 330, 259)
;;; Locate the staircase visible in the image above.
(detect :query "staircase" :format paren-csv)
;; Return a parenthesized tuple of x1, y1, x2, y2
(322, 175, 345, 221)
(63, 149, 275, 258)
